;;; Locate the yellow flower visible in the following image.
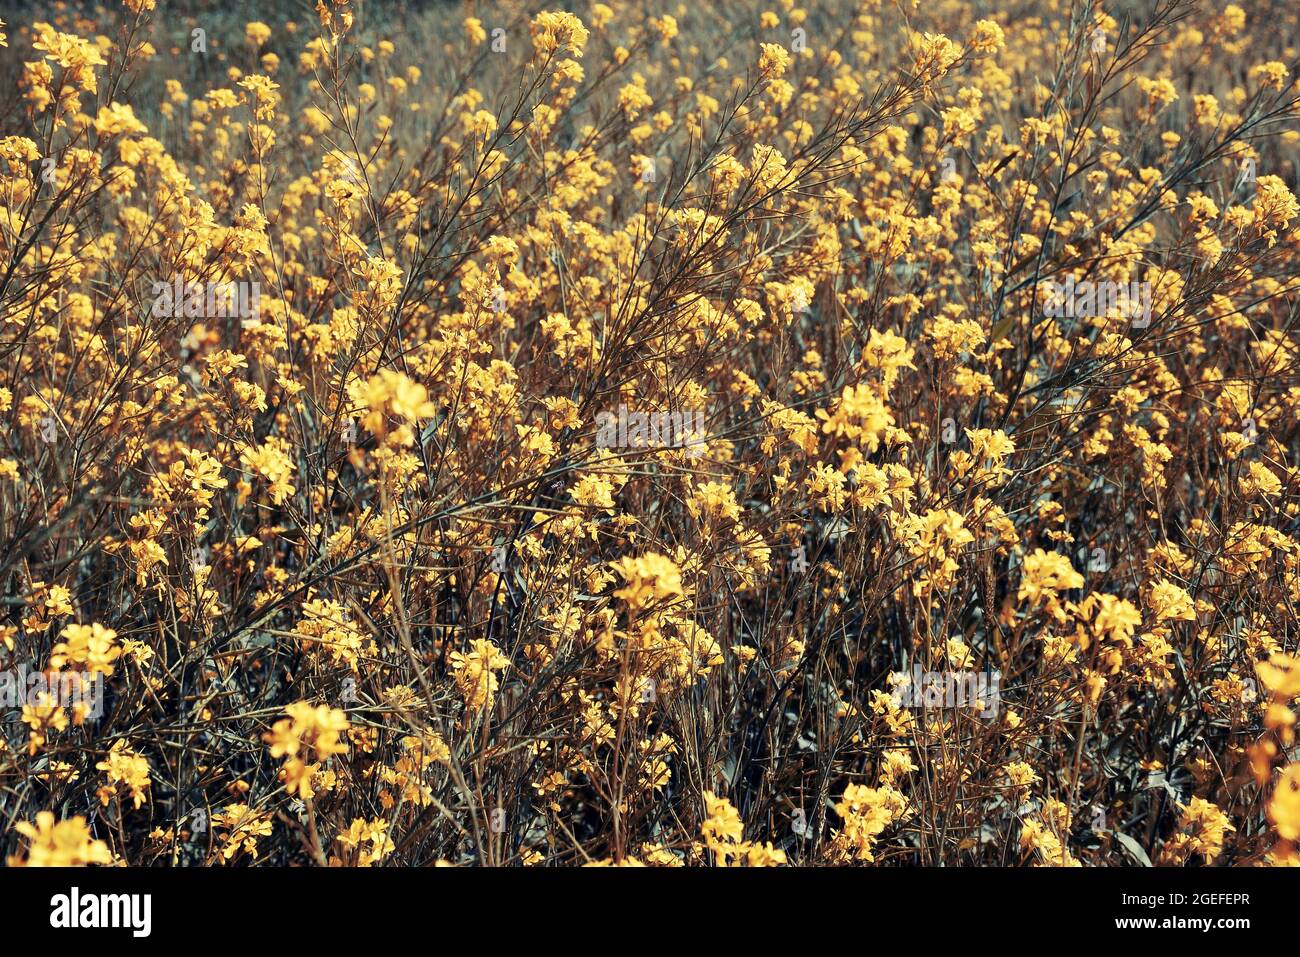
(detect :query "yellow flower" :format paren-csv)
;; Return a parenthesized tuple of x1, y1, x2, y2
(530, 11, 589, 58)
(968, 18, 1005, 55)
(238, 436, 296, 504)
(9, 812, 112, 867)
(611, 553, 684, 609)
(701, 790, 744, 846)
(759, 43, 791, 77)
(1169, 797, 1234, 863)
(95, 741, 151, 809)
(1256, 655, 1300, 699)
(688, 481, 742, 524)
(245, 21, 271, 47)
(649, 15, 678, 44)
(93, 102, 148, 136)
(356, 370, 436, 437)
(1248, 60, 1290, 90)
(51, 623, 120, 676)
(449, 639, 509, 712)
(1270, 765, 1300, 842)
(265, 701, 351, 765)
(1017, 550, 1084, 608)
(832, 784, 905, 862)
(212, 804, 274, 862)
(1147, 579, 1196, 623)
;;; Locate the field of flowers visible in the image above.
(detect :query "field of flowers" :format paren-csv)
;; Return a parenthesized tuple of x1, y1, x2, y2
(0, 0, 1299, 868)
